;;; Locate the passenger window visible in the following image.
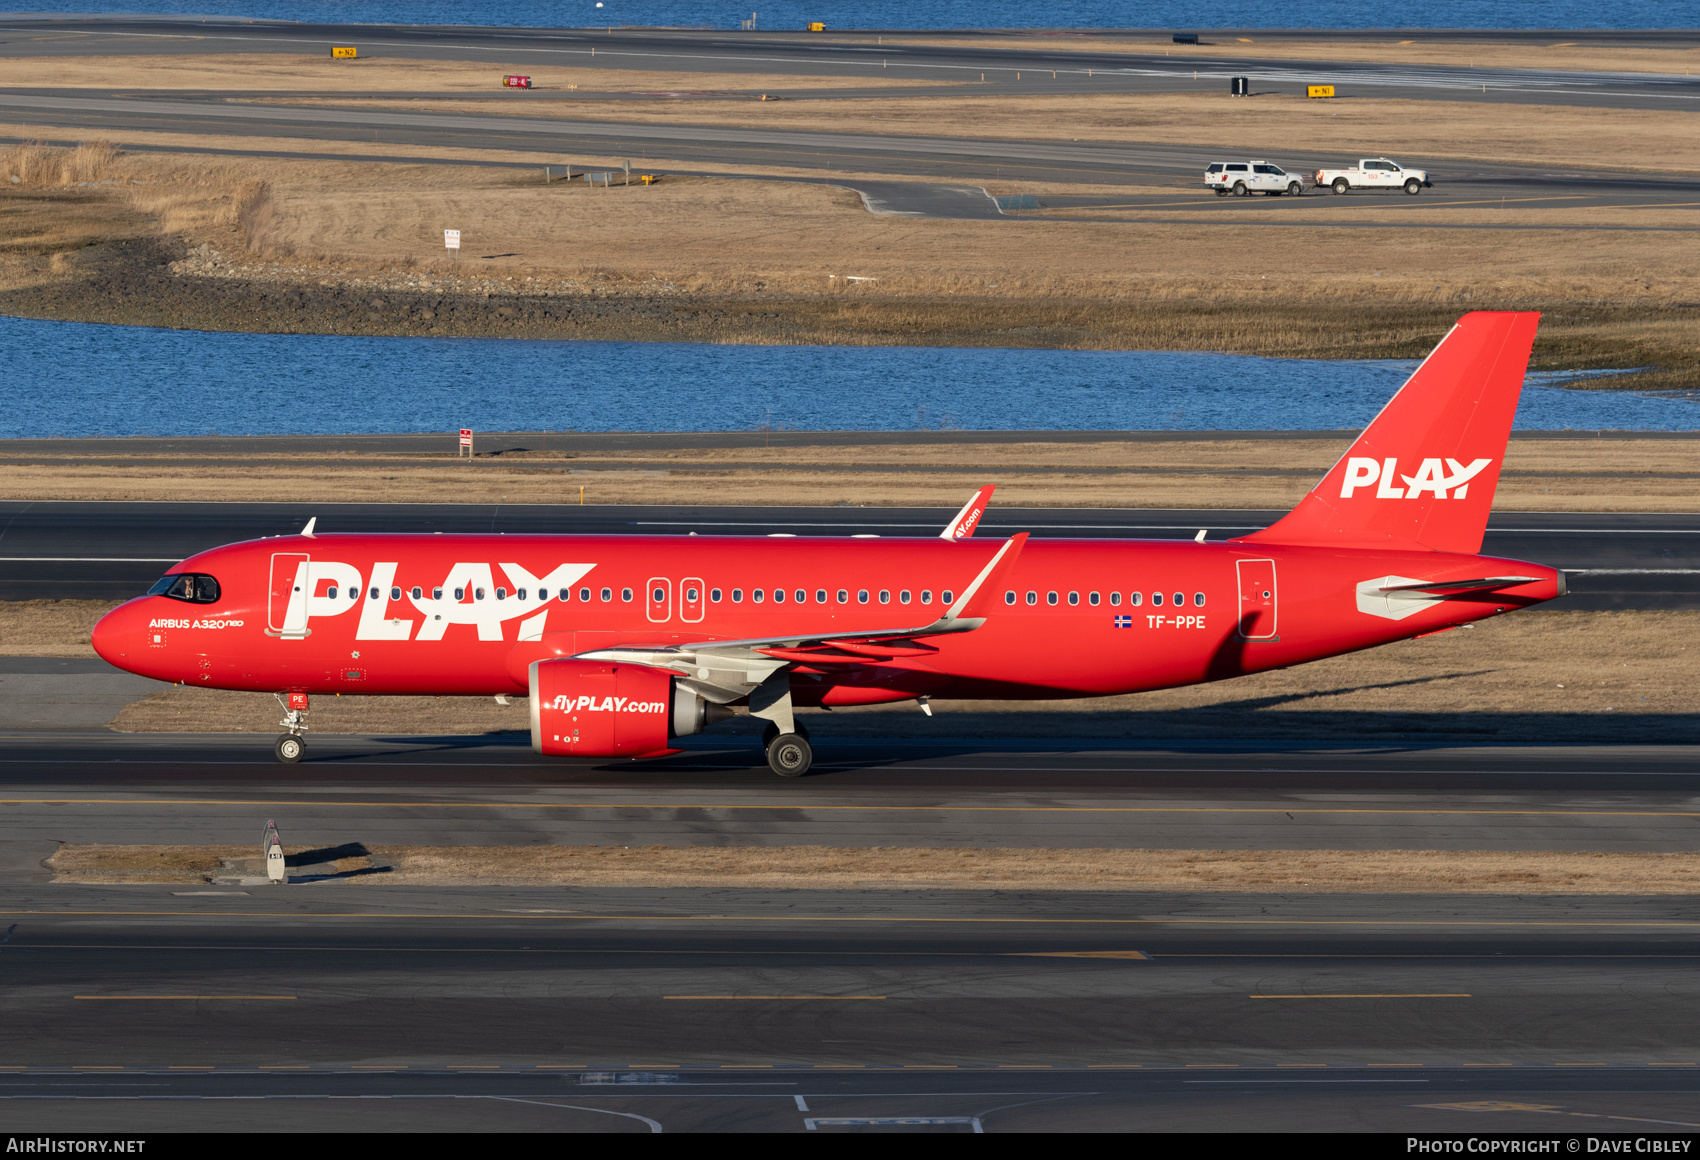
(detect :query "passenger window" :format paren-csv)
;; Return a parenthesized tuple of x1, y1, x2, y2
(474, 588, 485, 601)
(518, 588, 528, 601)
(1047, 591, 1058, 606)
(686, 587, 699, 602)
(1068, 591, 1079, 606)
(1026, 591, 1037, 605)
(795, 589, 806, 604)
(920, 590, 932, 604)
(495, 587, 507, 600)
(600, 587, 612, 602)
(1089, 592, 1100, 606)
(370, 587, 381, 601)
(621, 588, 633, 602)
(411, 587, 423, 600)
(1151, 592, 1163, 606)
(1129, 592, 1142, 606)
(579, 587, 591, 602)
(1109, 592, 1120, 606)
(454, 587, 465, 601)
(874, 590, 886, 604)
(816, 589, 827, 604)
(837, 589, 849, 603)
(711, 588, 722, 602)
(753, 588, 764, 603)
(732, 588, 743, 602)
(1004, 591, 1016, 605)
(433, 587, 443, 601)
(1195, 592, 1206, 607)
(1174, 592, 1184, 607)
(857, 589, 869, 604)
(391, 586, 402, 601)
(653, 586, 666, 602)
(941, 590, 953, 604)
(900, 590, 911, 604)
(772, 589, 784, 603)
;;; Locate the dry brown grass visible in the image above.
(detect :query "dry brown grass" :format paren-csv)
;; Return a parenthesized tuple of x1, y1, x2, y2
(0, 138, 1694, 385)
(106, 611, 1700, 743)
(5, 437, 1698, 511)
(45, 842, 1700, 893)
(0, 600, 121, 656)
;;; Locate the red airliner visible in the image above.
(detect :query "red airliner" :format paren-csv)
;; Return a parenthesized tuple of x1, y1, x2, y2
(93, 312, 1563, 776)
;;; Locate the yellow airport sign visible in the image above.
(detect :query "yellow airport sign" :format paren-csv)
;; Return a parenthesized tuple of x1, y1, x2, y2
(806, 22, 825, 31)
(331, 46, 358, 58)
(1307, 84, 1335, 98)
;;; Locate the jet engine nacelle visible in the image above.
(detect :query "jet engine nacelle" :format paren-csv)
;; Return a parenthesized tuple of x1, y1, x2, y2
(529, 658, 725, 757)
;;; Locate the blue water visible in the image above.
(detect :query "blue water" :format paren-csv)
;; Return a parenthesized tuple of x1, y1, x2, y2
(2, 315, 1689, 436)
(4, 1, 1692, 30)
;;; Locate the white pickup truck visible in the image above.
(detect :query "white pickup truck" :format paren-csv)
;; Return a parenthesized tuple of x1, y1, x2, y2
(1314, 158, 1432, 195)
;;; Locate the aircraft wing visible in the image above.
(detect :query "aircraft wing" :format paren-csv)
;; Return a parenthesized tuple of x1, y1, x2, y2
(574, 533, 1029, 700)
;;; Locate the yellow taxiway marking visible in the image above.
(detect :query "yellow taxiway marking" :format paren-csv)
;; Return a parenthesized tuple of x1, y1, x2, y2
(1419, 1101, 1700, 1130)
(1015, 950, 1149, 960)
(74, 994, 296, 1000)
(664, 995, 885, 1000)
(1252, 994, 1469, 999)
(14, 798, 1700, 820)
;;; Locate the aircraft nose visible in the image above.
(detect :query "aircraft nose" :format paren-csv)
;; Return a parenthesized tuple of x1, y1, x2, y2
(91, 601, 145, 668)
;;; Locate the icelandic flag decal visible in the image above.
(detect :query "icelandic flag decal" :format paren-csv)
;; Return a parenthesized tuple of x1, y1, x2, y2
(1113, 615, 1133, 628)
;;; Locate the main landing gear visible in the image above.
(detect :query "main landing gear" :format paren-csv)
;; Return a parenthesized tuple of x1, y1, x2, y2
(761, 721, 813, 778)
(274, 692, 308, 764)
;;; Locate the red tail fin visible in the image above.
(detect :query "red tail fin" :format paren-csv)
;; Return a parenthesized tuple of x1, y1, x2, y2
(1240, 311, 1539, 555)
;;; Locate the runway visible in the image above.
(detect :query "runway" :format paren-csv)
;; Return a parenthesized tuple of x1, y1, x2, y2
(7, 732, 1700, 851)
(1, 87, 1693, 220)
(3, 19, 1697, 110)
(1, 20, 1697, 220)
(3, 880, 1700, 1130)
(3, 499, 1697, 608)
(6, 677, 1700, 1127)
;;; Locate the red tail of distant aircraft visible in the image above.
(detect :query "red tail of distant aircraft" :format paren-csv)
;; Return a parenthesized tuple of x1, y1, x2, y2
(93, 312, 1562, 776)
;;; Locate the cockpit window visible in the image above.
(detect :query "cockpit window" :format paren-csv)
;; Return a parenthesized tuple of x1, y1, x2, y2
(148, 573, 221, 604)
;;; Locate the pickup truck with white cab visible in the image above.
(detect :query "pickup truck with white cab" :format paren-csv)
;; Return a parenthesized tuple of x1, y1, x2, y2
(1204, 160, 1306, 197)
(1315, 158, 1432, 195)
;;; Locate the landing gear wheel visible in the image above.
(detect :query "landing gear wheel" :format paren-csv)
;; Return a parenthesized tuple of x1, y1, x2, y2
(1404, 179, 1422, 195)
(1232, 181, 1248, 197)
(761, 720, 809, 748)
(275, 734, 304, 764)
(1288, 181, 1304, 196)
(766, 732, 813, 778)
(1332, 178, 1350, 195)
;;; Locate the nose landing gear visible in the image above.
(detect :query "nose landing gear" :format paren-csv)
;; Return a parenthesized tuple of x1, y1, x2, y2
(273, 692, 309, 763)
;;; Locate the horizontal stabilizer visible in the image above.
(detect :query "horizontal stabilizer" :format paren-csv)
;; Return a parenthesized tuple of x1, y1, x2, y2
(1379, 576, 1543, 594)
